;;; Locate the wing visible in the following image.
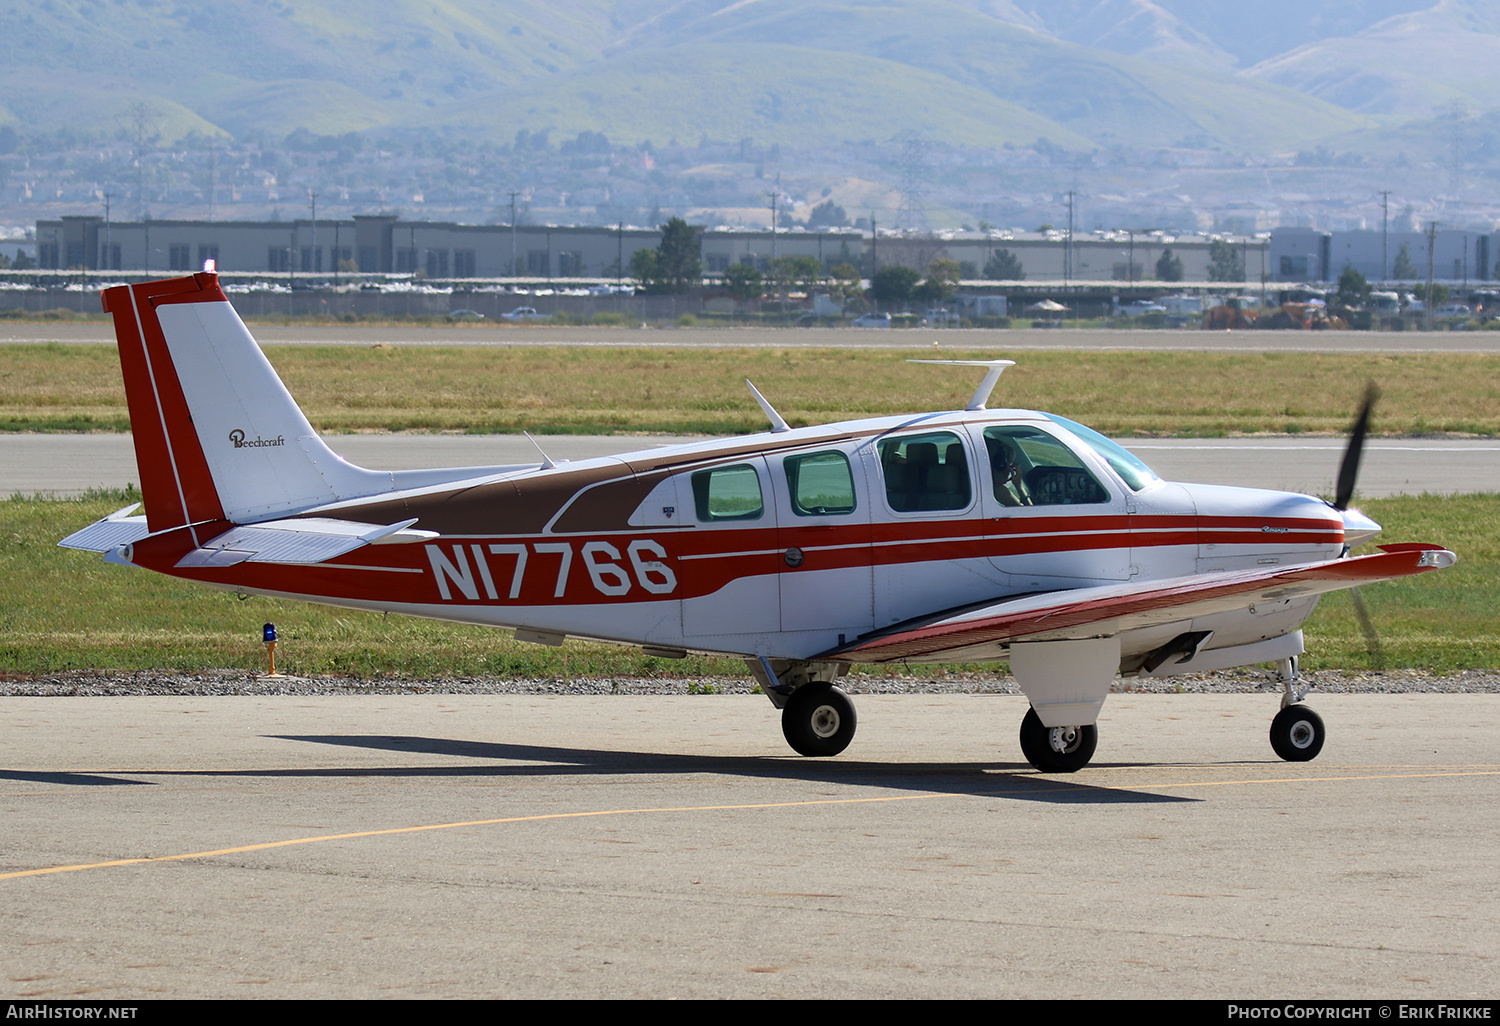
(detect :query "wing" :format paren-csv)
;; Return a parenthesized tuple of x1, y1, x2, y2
(828, 545, 1456, 664)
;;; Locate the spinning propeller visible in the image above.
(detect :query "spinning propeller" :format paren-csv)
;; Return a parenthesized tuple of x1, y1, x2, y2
(1332, 383, 1384, 668)
(1333, 383, 1378, 513)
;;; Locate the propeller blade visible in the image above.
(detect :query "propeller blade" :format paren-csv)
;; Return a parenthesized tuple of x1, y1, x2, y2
(1334, 383, 1379, 511)
(1350, 587, 1385, 670)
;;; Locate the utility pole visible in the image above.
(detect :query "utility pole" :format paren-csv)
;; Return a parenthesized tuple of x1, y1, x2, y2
(1064, 191, 1075, 285)
(102, 193, 112, 271)
(309, 191, 317, 277)
(509, 191, 520, 277)
(1426, 221, 1438, 332)
(769, 187, 778, 267)
(617, 221, 623, 284)
(1261, 240, 1268, 306)
(1380, 190, 1391, 282)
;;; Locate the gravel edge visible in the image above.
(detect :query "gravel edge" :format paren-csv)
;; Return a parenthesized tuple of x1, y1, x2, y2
(3, 667, 1497, 698)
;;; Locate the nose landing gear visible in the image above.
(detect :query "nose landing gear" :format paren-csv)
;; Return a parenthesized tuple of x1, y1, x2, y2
(1270, 655, 1325, 762)
(1018, 707, 1097, 773)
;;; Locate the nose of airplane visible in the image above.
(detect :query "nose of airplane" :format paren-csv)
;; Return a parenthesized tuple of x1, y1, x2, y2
(1339, 506, 1382, 549)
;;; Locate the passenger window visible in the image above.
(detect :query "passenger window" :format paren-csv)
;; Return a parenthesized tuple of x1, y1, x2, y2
(983, 426, 1108, 507)
(692, 464, 763, 522)
(878, 431, 971, 513)
(784, 450, 856, 516)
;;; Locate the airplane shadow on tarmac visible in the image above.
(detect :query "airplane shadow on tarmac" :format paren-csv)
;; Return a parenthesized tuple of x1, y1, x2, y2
(0, 738, 1200, 803)
(234, 734, 1201, 805)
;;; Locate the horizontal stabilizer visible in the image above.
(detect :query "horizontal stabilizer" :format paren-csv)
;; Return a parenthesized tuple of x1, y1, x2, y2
(175, 517, 437, 568)
(57, 505, 151, 553)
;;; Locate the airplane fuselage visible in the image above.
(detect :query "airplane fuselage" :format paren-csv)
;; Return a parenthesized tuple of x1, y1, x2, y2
(121, 408, 1346, 668)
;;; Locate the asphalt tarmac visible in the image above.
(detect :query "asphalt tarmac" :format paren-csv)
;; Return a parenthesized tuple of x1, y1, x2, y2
(7, 431, 1497, 498)
(2, 693, 1496, 999)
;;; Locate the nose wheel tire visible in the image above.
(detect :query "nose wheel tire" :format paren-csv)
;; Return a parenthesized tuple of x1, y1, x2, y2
(781, 683, 857, 756)
(1018, 707, 1097, 773)
(1270, 705, 1325, 762)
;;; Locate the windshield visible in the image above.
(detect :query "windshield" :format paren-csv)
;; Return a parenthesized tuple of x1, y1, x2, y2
(1043, 414, 1160, 491)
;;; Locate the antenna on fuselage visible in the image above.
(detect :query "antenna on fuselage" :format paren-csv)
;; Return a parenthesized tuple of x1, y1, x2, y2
(908, 359, 1016, 411)
(745, 378, 791, 433)
(523, 431, 558, 470)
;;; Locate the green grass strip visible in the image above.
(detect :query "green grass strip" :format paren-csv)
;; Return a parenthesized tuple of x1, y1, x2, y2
(5, 492, 1494, 677)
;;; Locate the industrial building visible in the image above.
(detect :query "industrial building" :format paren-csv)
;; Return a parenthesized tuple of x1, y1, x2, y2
(35, 214, 1262, 283)
(33, 214, 1499, 286)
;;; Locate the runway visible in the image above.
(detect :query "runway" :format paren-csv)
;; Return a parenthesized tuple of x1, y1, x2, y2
(2, 693, 1495, 998)
(5, 321, 1500, 353)
(8, 431, 1497, 498)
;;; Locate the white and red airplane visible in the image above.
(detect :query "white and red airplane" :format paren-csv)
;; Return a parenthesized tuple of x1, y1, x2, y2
(61, 273, 1456, 771)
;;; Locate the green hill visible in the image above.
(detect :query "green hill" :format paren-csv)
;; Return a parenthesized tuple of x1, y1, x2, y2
(430, 42, 1096, 149)
(0, 0, 1475, 154)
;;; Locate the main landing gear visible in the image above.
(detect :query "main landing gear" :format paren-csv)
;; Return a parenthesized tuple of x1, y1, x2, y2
(781, 682, 858, 757)
(1018, 707, 1098, 773)
(1270, 655, 1326, 762)
(749, 659, 858, 757)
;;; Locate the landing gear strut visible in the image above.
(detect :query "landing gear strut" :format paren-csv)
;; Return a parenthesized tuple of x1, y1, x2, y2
(1270, 655, 1325, 762)
(1018, 707, 1097, 773)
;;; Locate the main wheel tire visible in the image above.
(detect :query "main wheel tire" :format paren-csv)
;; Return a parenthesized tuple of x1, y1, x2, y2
(1018, 707, 1097, 773)
(781, 683, 857, 757)
(1270, 705, 1325, 762)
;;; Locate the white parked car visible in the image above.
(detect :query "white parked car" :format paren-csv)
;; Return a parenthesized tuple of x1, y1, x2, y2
(850, 312, 892, 328)
(1121, 299, 1167, 316)
(501, 306, 548, 321)
(1436, 303, 1471, 319)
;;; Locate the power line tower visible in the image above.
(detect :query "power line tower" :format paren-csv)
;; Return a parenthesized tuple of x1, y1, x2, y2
(893, 132, 929, 232)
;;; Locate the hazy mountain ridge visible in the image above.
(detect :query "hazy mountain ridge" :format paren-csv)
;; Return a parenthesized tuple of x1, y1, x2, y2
(0, 0, 1484, 155)
(1245, 0, 1500, 117)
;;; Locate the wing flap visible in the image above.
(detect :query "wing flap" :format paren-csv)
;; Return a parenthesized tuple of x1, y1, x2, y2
(832, 546, 1456, 664)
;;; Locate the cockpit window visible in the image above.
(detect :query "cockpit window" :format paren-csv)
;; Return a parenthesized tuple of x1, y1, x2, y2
(1042, 414, 1160, 491)
(983, 425, 1109, 506)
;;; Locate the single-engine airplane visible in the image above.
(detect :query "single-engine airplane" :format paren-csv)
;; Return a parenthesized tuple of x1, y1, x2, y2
(61, 273, 1456, 771)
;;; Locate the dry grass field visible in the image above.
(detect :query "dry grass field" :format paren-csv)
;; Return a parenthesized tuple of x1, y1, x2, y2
(3, 344, 1498, 436)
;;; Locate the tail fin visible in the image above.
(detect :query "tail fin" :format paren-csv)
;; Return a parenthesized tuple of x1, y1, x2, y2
(104, 273, 385, 530)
